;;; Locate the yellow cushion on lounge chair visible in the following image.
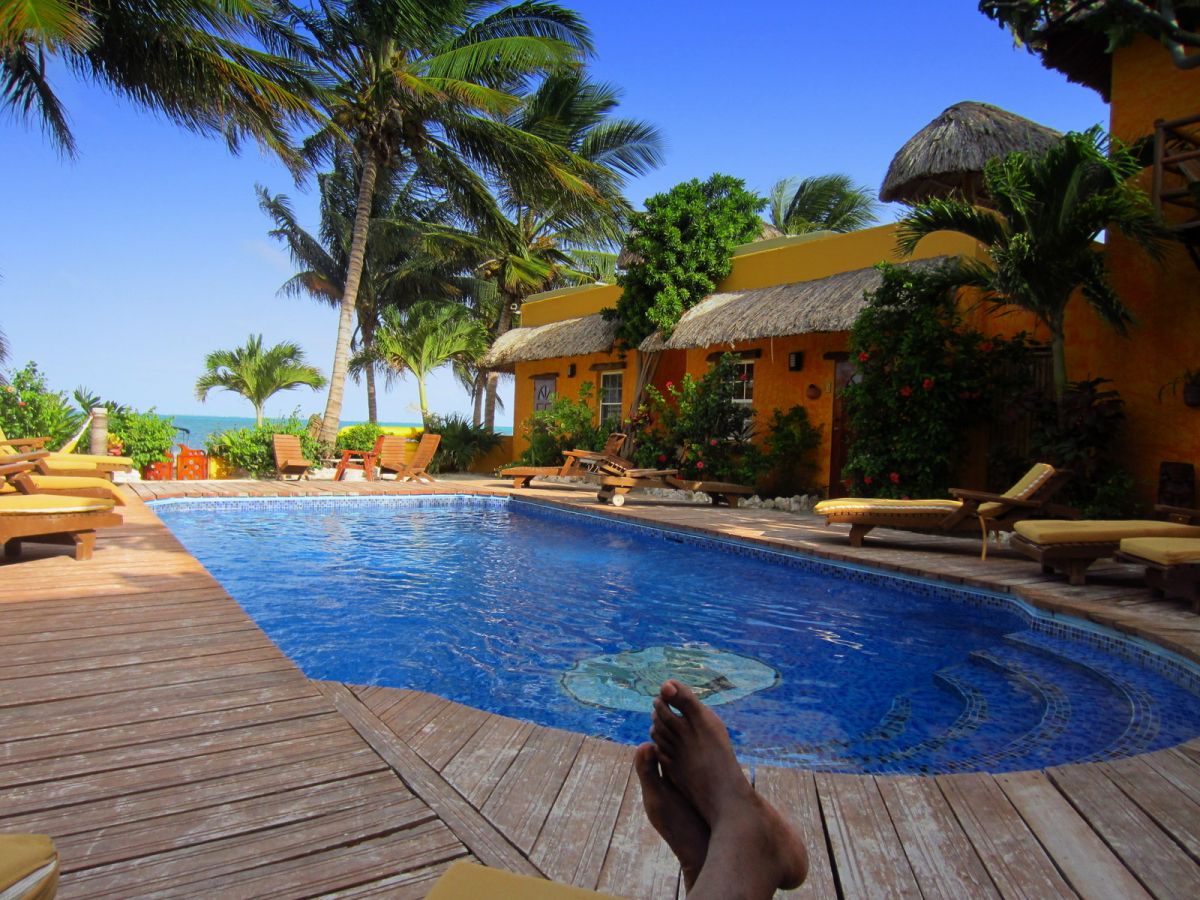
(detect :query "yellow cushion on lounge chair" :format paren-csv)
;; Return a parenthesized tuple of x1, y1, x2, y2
(0, 475, 126, 504)
(977, 462, 1055, 516)
(1119, 537, 1200, 566)
(1014, 519, 1200, 545)
(0, 834, 59, 900)
(814, 498, 962, 518)
(427, 862, 618, 899)
(48, 451, 134, 467)
(0, 494, 116, 515)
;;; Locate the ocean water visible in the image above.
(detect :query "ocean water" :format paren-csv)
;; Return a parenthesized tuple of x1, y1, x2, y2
(167, 414, 511, 450)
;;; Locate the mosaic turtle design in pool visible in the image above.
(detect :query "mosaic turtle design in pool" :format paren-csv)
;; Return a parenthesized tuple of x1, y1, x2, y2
(561, 645, 780, 712)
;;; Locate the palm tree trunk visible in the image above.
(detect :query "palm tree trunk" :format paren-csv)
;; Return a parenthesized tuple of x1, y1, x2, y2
(1049, 313, 1068, 401)
(255, 403, 264, 428)
(417, 375, 429, 427)
(483, 296, 516, 431)
(318, 152, 378, 444)
(362, 319, 378, 424)
(472, 370, 485, 427)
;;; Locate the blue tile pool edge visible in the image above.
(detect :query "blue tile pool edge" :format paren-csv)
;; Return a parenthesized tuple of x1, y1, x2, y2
(148, 493, 1200, 698)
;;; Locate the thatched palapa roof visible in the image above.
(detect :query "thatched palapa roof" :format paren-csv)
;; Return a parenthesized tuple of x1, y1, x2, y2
(480, 313, 617, 371)
(881, 102, 1060, 205)
(638, 259, 944, 353)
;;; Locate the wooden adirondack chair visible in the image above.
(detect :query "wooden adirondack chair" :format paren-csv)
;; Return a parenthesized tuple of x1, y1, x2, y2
(378, 433, 441, 482)
(272, 435, 314, 480)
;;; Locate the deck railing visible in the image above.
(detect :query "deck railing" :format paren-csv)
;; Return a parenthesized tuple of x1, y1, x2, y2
(1152, 112, 1200, 249)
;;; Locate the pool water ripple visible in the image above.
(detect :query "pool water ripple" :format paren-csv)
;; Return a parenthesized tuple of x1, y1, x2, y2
(154, 496, 1200, 774)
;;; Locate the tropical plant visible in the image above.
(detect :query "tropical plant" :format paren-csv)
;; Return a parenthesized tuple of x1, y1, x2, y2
(289, 0, 597, 443)
(896, 128, 1165, 398)
(206, 419, 324, 477)
(2, 0, 319, 161)
(511, 381, 613, 466)
(608, 174, 764, 348)
(424, 412, 502, 472)
(334, 422, 386, 454)
(0, 362, 81, 446)
(631, 355, 761, 484)
(767, 174, 881, 235)
(842, 263, 1033, 499)
(109, 409, 179, 470)
(195, 334, 327, 426)
(360, 301, 490, 425)
(760, 406, 823, 497)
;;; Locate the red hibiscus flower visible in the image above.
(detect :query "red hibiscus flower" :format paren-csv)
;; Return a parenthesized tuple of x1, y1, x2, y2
(863, 475, 873, 485)
(696, 461, 705, 470)
(657, 454, 667, 463)
(979, 341, 994, 353)
(899, 385, 913, 397)
(889, 472, 900, 484)
(857, 351, 870, 362)
(739, 372, 749, 381)
(922, 377, 934, 391)
(665, 381, 674, 389)
(709, 438, 718, 446)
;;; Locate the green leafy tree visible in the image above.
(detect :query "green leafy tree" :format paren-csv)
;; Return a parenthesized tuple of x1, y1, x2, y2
(0, 362, 81, 446)
(767, 174, 880, 235)
(897, 128, 1165, 398)
(512, 381, 612, 465)
(361, 301, 490, 425)
(608, 175, 764, 347)
(195, 334, 327, 426)
(290, 0, 596, 443)
(2, 0, 319, 161)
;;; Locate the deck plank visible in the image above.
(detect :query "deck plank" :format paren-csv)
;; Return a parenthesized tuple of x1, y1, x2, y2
(441, 712, 536, 807)
(754, 766, 837, 900)
(595, 761, 684, 900)
(1101, 754, 1200, 861)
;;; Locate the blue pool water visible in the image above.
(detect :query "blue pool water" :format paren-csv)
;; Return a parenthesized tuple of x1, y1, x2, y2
(154, 496, 1200, 774)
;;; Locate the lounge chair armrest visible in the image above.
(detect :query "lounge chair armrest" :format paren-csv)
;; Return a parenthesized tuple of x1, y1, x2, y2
(949, 488, 1042, 510)
(1155, 504, 1200, 524)
(0, 450, 49, 477)
(0, 436, 48, 449)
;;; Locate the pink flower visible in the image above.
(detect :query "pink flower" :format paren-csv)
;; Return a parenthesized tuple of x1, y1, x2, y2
(16, 401, 26, 407)
(665, 381, 674, 390)
(922, 377, 934, 391)
(857, 351, 870, 362)
(899, 385, 913, 398)
(739, 372, 749, 381)
(889, 472, 900, 484)
(709, 438, 718, 446)
(696, 461, 705, 470)
(657, 454, 668, 463)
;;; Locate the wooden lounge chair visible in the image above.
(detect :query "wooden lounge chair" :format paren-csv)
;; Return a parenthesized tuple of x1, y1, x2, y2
(503, 433, 628, 489)
(813, 462, 1078, 555)
(593, 454, 754, 508)
(1116, 536, 1200, 610)
(1011, 507, 1200, 586)
(0, 425, 133, 479)
(378, 432, 441, 482)
(272, 434, 314, 480)
(0, 452, 126, 505)
(0, 459, 123, 561)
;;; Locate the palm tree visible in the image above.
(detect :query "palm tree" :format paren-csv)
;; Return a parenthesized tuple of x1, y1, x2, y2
(362, 301, 490, 425)
(2, 1, 319, 163)
(767, 174, 880, 235)
(897, 128, 1165, 398)
(429, 71, 664, 428)
(290, 0, 599, 443)
(195, 335, 327, 426)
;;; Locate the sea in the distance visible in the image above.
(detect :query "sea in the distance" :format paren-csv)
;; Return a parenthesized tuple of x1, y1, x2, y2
(168, 415, 512, 450)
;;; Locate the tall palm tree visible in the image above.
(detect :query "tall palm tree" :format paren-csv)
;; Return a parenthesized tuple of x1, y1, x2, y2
(258, 154, 465, 422)
(429, 71, 664, 428)
(195, 334, 327, 426)
(767, 174, 880, 235)
(362, 301, 490, 425)
(2, 1, 319, 163)
(897, 128, 1165, 398)
(289, 0, 599, 443)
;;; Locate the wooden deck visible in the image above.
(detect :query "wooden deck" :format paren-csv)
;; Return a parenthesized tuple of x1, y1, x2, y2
(2, 477, 1199, 897)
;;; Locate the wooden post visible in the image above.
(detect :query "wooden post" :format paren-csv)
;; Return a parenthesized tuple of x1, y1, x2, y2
(90, 407, 108, 456)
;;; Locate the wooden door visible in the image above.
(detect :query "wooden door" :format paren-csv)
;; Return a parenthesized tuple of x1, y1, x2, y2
(827, 359, 857, 498)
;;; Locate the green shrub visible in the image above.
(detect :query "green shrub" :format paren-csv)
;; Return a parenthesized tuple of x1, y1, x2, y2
(425, 414, 502, 473)
(206, 419, 325, 477)
(512, 382, 615, 467)
(631, 355, 761, 484)
(760, 406, 822, 496)
(0, 363, 82, 447)
(109, 409, 179, 470)
(335, 423, 385, 454)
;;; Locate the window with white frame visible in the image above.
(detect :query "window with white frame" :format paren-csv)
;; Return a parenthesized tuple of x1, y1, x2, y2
(729, 362, 754, 407)
(599, 371, 623, 423)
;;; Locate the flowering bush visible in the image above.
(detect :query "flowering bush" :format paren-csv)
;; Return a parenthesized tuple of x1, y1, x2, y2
(511, 382, 618, 467)
(842, 263, 1034, 498)
(0, 363, 81, 447)
(631, 355, 760, 483)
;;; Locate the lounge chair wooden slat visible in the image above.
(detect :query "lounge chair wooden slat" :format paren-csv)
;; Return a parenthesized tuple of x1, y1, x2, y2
(272, 435, 314, 481)
(503, 434, 628, 490)
(378, 433, 441, 483)
(0, 456, 123, 561)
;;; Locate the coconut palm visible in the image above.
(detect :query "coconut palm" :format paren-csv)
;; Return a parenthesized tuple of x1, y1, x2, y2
(195, 335, 327, 426)
(428, 70, 664, 428)
(362, 301, 490, 425)
(897, 127, 1166, 398)
(290, 0, 599, 443)
(2, 1, 319, 162)
(767, 174, 880, 235)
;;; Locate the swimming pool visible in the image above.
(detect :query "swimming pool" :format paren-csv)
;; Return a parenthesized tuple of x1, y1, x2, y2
(154, 495, 1200, 774)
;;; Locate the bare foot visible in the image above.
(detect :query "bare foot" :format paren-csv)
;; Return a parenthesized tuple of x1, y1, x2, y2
(635, 743, 710, 890)
(651, 680, 808, 898)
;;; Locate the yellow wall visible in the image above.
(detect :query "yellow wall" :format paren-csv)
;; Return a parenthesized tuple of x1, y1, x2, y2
(520, 283, 623, 326)
(1063, 36, 1200, 502)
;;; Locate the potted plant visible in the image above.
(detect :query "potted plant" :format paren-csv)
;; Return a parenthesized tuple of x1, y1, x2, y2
(1159, 369, 1200, 408)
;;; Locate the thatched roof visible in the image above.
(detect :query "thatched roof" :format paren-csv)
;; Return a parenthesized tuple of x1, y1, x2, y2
(638, 259, 944, 352)
(881, 102, 1061, 205)
(480, 313, 618, 371)
(617, 220, 785, 269)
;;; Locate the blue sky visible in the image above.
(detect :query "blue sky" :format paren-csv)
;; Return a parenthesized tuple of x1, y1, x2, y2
(1, 1, 1107, 427)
